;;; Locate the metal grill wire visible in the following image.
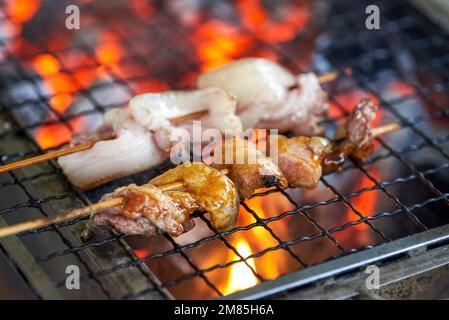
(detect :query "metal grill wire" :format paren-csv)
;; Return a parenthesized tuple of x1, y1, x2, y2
(0, 0, 448, 299)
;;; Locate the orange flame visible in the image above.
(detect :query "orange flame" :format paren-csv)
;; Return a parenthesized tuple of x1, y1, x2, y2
(349, 169, 379, 231)
(34, 124, 72, 149)
(223, 240, 259, 295)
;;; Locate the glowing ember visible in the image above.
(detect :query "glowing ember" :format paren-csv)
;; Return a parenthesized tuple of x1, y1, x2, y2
(223, 240, 259, 295)
(131, 0, 154, 20)
(236, 0, 309, 43)
(49, 94, 73, 114)
(194, 20, 251, 72)
(35, 124, 72, 149)
(32, 54, 61, 78)
(96, 42, 123, 67)
(5, 0, 41, 24)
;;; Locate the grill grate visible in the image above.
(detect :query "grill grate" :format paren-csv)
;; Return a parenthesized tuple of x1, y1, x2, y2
(0, 0, 448, 299)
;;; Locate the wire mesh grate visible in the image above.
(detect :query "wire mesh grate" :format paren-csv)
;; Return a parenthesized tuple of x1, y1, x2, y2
(0, 0, 448, 299)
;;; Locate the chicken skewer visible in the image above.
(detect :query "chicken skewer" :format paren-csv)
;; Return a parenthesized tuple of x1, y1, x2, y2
(0, 102, 397, 239)
(0, 70, 337, 175)
(0, 165, 232, 238)
(275, 99, 391, 189)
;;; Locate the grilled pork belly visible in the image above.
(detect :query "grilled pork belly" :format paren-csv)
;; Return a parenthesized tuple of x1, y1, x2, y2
(129, 87, 242, 149)
(197, 58, 328, 135)
(58, 109, 167, 190)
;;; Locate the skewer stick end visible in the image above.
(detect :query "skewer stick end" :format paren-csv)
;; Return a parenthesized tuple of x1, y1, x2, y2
(372, 123, 401, 138)
(317, 70, 339, 84)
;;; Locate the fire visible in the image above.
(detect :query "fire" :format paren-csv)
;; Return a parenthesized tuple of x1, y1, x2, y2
(223, 240, 259, 295)
(349, 169, 379, 231)
(5, 0, 41, 24)
(32, 54, 61, 77)
(49, 94, 73, 114)
(131, 0, 154, 20)
(35, 124, 72, 149)
(28, 30, 124, 148)
(236, 0, 309, 43)
(194, 20, 251, 72)
(30, 53, 83, 148)
(96, 41, 123, 67)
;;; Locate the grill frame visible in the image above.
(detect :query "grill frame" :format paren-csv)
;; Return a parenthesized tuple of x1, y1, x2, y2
(0, 0, 448, 299)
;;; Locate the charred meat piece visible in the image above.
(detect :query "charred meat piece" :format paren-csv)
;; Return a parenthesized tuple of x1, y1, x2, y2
(274, 135, 331, 189)
(212, 136, 288, 198)
(90, 162, 240, 237)
(91, 185, 201, 237)
(333, 99, 378, 162)
(91, 210, 158, 237)
(343, 99, 378, 161)
(92, 184, 190, 237)
(197, 58, 328, 135)
(264, 99, 378, 189)
(150, 162, 239, 231)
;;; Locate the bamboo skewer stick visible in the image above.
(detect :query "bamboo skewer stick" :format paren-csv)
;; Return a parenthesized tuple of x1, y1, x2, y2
(0, 71, 339, 173)
(0, 137, 111, 174)
(0, 198, 123, 238)
(372, 123, 400, 138)
(0, 179, 187, 238)
(317, 70, 339, 83)
(0, 120, 400, 174)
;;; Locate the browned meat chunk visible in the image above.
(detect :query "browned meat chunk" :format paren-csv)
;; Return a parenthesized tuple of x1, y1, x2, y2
(274, 135, 331, 189)
(212, 136, 288, 198)
(150, 162, 239, 231)
(93, 184, 189, 237)
(335, 99, 378, 161)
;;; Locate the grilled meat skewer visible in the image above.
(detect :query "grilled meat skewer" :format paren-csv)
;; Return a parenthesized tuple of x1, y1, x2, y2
(58, 87, 242, 189)
(56, 98, 384, 191)
(89, 162, 239, 237)
(198, 57, 329, 136)
(275, 99, 381, 189)
(0, 100, 395, 240)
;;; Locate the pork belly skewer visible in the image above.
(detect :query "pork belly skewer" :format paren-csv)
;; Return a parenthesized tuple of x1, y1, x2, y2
(0, 68, 337, 175)
(0, 87, 242, 178)
(198, 57, 334, 136)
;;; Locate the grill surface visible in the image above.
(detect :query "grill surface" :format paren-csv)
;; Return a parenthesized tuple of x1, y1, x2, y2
(0, 0, 448, 299)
